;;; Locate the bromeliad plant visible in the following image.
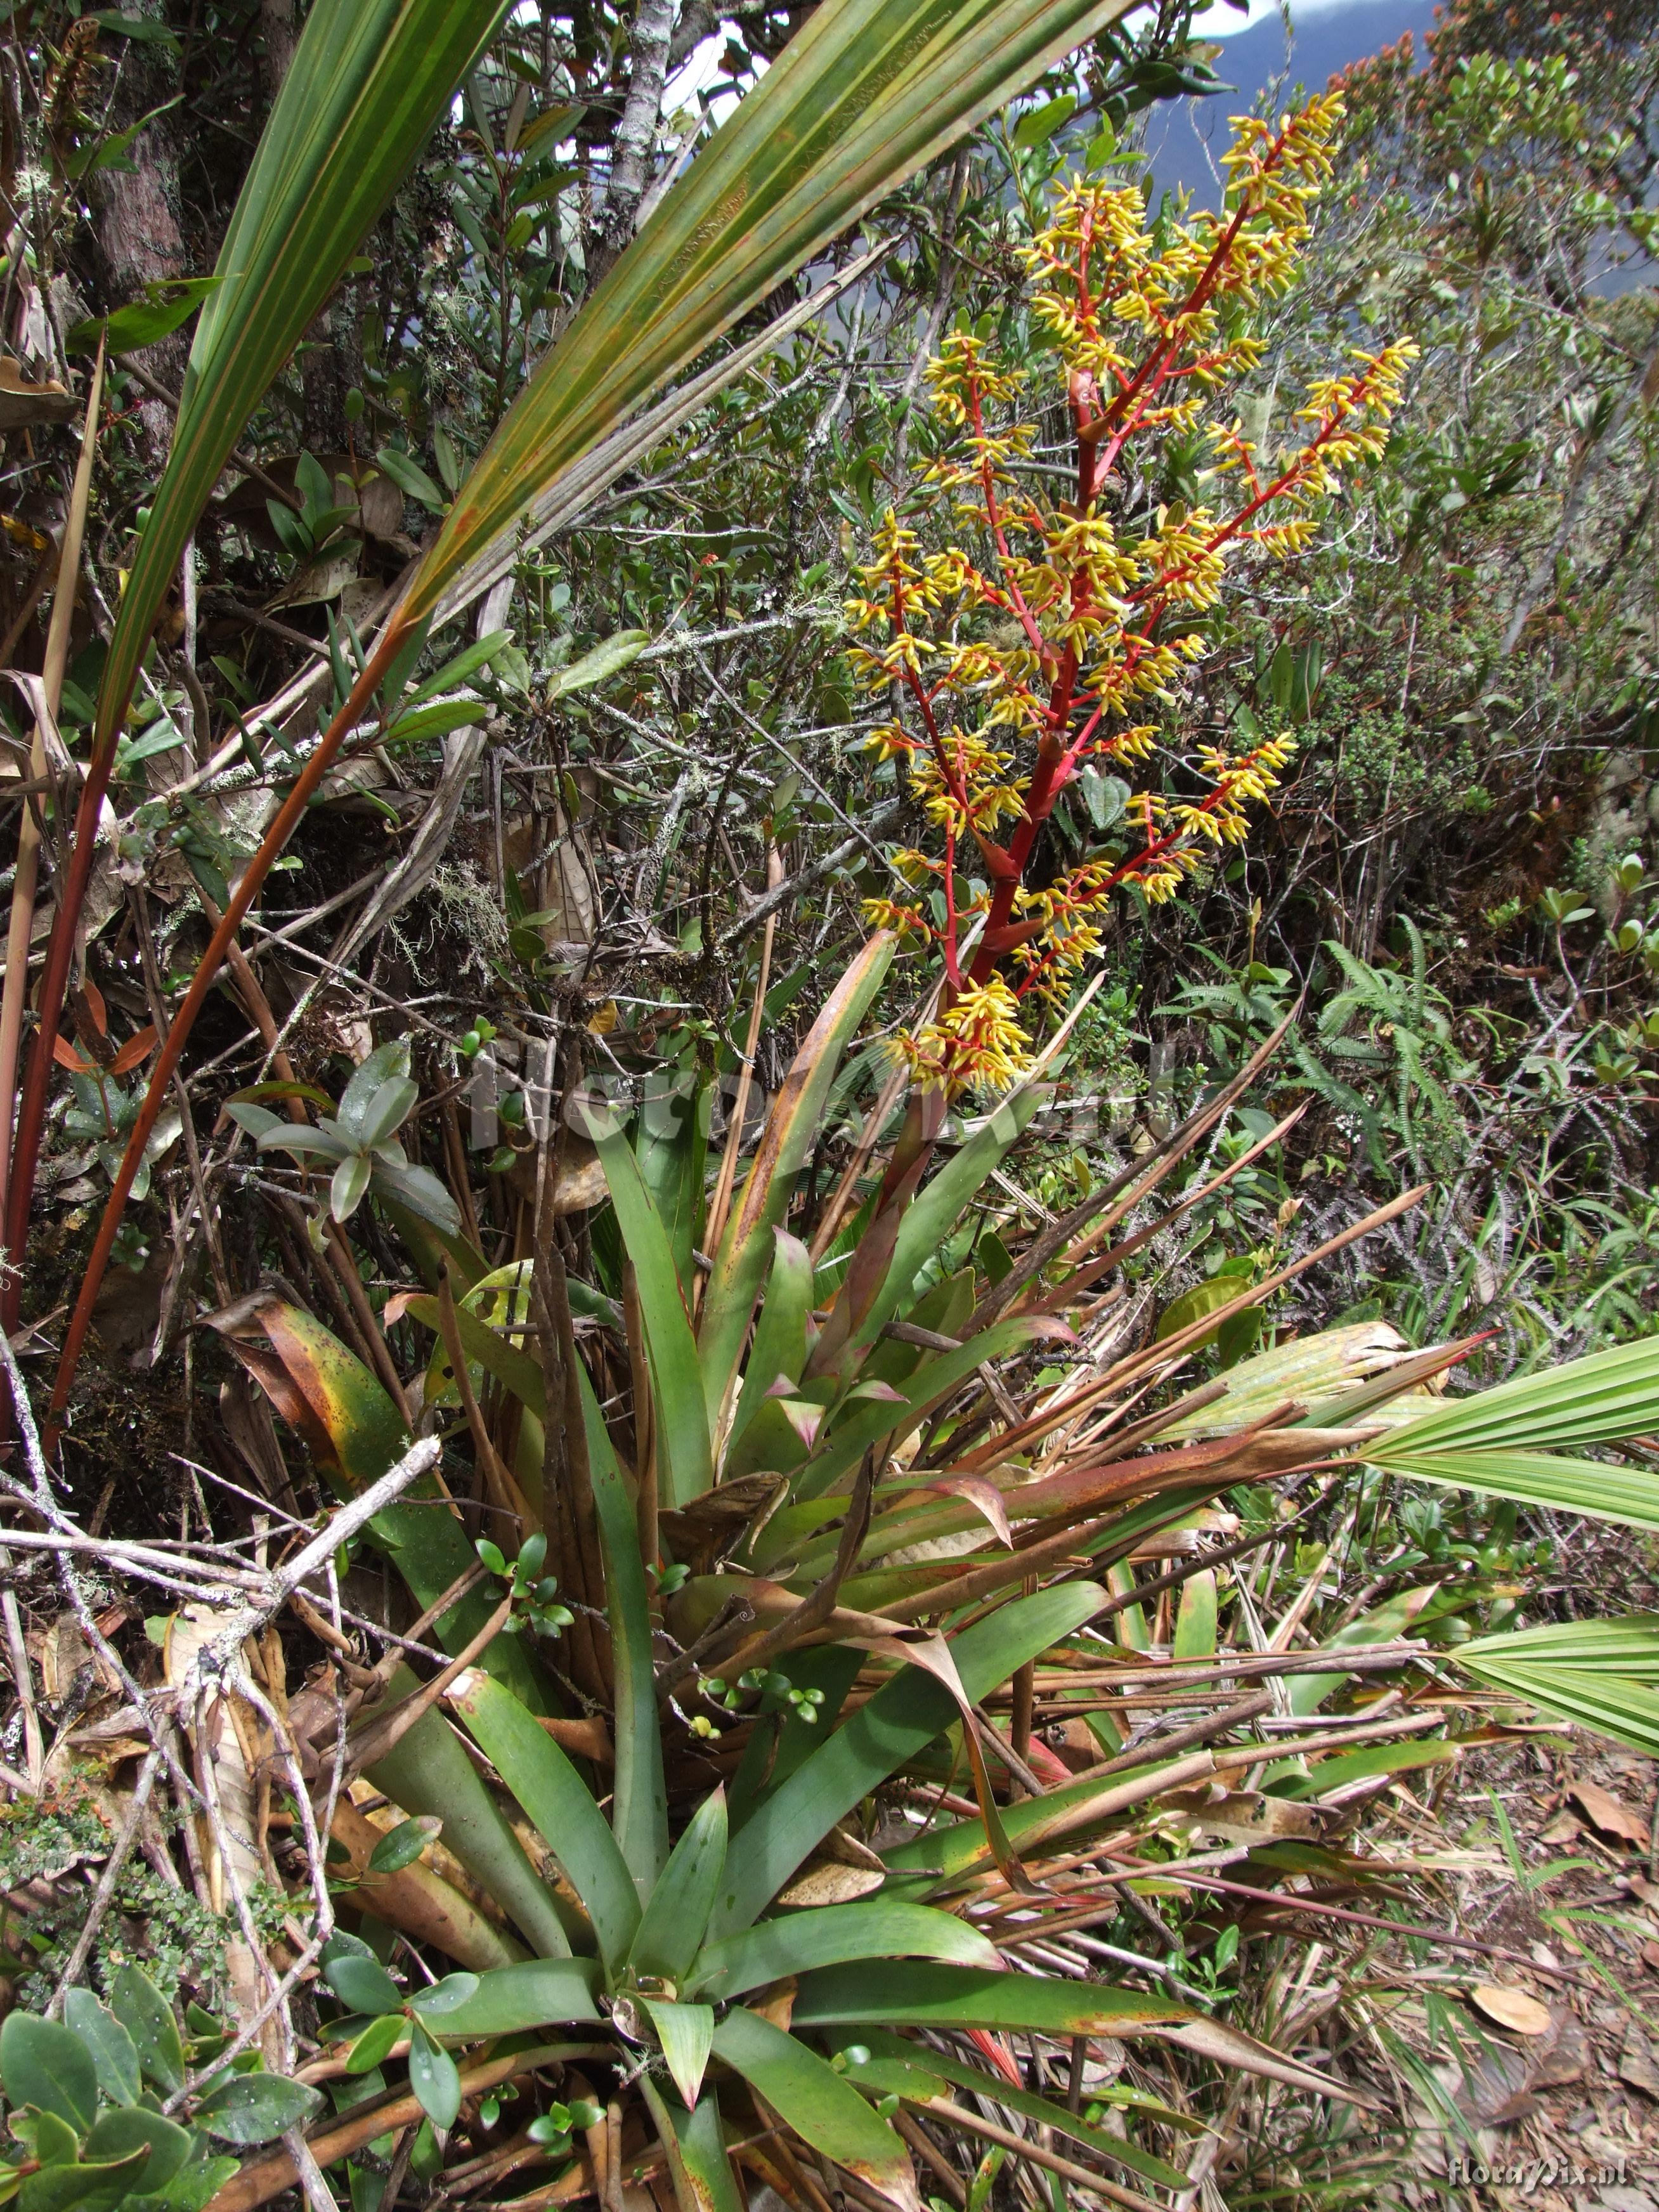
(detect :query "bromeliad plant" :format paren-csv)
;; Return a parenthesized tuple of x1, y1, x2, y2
(192, 955, 1385, 2205)
(191, 937, 1659, 2212)
(216, 946, 1426, 1695)
(226, 1041, 461, 1239)
(852, 95, 1416, 1090)
(308, 1579, 1201, 2212)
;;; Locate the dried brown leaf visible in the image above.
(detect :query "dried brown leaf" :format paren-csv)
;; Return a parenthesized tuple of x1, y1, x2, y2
(1469, 1985, 1552, 2036)
(1620, 2027, 1659, 2099)
(1568, 1778, 1650, 1849)
(776, 1859, 885, 1906)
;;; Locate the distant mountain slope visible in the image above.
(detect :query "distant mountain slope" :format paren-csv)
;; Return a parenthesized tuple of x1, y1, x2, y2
(1146, 0, 1436, 204)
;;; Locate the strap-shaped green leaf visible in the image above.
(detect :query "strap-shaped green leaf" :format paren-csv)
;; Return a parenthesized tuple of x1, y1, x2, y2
(699, 936, 895, 1419)
(1273, 1738, 1458, 1800)
(400, 1291, 547, 1419)
(589, 1118, 713, 1507)
(448, 1669, 640, 1973)
(366, 1695, 573, 1962)
(214, 1297, 543, 1705)
(691, 1899, 997, 1998)
(727, 1230, 814, 1453)
(578, 1363, 669, 1896)
(710, 2008, 916, 2212)
(791, 1960, 1188, 2034)
(642, 2083, 746, 2212)
(727, 1646, 866, 1828)
(879, 1755, 1183, 1889)
(630, 1789, 727, 1987)
(240, 1295, 408, 1490)
(1287, 1586, 1437, 1718)
(635, 1072, 709, 1298)
(398, 1959, 601, 2037)
(847, 2036, 1192, 2193)
(1173, 1567, 1218, 1660)
(713, 1584, 1101, 1937)
(790, 1316, 1041, 1506)
(845, 1082, 1046, 1354)
(639, 1998, 714, 2111)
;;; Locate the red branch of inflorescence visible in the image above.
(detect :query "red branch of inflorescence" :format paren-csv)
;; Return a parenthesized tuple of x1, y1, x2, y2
(848, 93, 1417, 1093)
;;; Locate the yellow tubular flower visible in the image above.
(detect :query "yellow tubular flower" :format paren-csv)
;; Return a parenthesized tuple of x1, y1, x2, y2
(861, 720, 916, 763)
(908, 975, 1034, 1094)
(847, 98, 1407, 1096)
(861, 898, 930, 940)
(890, 848, 942, 883)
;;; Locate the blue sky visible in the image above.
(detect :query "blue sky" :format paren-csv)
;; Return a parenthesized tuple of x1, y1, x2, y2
(1191, 1, 1351, 30)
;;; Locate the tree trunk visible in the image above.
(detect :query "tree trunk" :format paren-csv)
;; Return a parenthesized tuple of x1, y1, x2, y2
(259, 0, 296, 92)
(88, 11, 188, 469)
(590, 0, 677, 278)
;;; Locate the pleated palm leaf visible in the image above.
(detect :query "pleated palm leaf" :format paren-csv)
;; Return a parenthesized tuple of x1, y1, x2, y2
(1358, 1332, 1659, 1757)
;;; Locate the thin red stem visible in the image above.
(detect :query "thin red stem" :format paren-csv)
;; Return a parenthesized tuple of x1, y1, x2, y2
(4, 758, 114, 1329)
(44, 623, 408, 1443)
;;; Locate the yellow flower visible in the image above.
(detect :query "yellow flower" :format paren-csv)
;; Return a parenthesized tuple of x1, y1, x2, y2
(843, 99, 1406, 1098)
(861, 897, 930, 940)
(904, 976, 1034, 1095)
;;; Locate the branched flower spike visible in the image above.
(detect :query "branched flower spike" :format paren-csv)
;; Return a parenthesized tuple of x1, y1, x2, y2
(850, 96, 1417, 1095)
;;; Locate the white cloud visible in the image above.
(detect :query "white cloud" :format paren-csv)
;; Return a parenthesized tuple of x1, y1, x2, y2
(1188, 0, 1351, 32)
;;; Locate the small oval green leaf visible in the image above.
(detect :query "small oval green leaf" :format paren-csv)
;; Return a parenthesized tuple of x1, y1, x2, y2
(83, 2104, 193, 2194)
(344, 2013, 406, 2076)
(366, 1818, 439, 1876)
(407, 2025, 461, 2131)
(0, 2013, 100, 2132)
(197, 2072, 324, 2146)
(61, 1993, 140, 2107)
(322, 1951, 402, 2017)
(408, 1974, 481, 2018)
(110, 1965, 184, 2093)
(17, 2148, 148, 2212)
